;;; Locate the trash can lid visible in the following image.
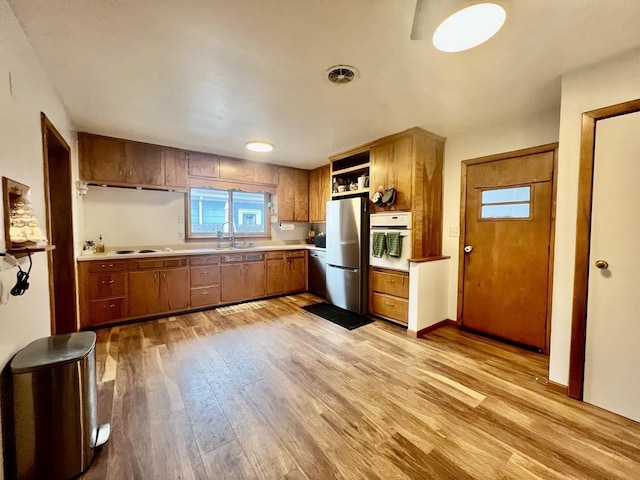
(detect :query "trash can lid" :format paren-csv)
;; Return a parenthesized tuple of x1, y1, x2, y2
(11, 331, 97, 374)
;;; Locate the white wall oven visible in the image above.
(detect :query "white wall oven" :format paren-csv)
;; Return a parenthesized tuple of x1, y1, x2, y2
(369, 212, 412, 272)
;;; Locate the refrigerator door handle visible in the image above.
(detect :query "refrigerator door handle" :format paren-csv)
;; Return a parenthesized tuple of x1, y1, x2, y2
(327, 265, 359, 273)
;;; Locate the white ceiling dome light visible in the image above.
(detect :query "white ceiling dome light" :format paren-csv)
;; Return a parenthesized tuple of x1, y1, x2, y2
(433, 3, 506, 53)
(245, 141, 274, 152)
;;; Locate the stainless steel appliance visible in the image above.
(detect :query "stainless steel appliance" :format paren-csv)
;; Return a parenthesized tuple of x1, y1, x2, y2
(326, 197, 369, 314)
(369, 212, 412, 272)
(308, 249, 327, 297)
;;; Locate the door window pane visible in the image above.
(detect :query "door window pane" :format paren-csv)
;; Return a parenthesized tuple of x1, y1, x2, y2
(481, 203, 530, 219)
(482, 186, 530, 204)
(480, 185, 531, 219)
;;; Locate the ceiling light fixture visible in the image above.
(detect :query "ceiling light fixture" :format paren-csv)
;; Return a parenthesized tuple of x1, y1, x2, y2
(433, 3, 506, 53)
(245, 141, 274, 152)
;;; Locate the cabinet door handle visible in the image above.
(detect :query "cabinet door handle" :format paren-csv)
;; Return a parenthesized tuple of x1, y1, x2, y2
(101, 264, 114, 268)
(154, 273, 158, 282)
(200, 271, 209, 275)
(201, 290, 210, 295)
(385, 279, 395, 283)
(102, 303, 116, 309)
(385, 301, 395, 307)
(101, 279, 115, 284)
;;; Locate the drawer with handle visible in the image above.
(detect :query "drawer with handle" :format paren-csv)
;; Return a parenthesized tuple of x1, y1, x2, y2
(190, 266, 220, 287)
(88, 261, 126, 273)
(88, 273, 127, 299)
(88, 297, 126, 325)
(371, 269, 409, 298)
(371, 292, 408, 325)
(190, 286, 220, 307)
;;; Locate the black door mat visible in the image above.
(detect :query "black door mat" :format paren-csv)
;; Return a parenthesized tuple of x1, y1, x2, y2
(301, 302, 373, 330)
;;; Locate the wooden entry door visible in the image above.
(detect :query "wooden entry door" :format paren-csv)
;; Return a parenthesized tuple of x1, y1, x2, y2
(459, 145, 556, 351)
(582, 110, 640, 422)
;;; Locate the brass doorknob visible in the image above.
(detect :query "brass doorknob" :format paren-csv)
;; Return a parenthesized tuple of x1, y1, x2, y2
(595, 259, 609, 269)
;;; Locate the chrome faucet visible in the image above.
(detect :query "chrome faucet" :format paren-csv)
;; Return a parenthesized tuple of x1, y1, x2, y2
(218, 221, 236, 247)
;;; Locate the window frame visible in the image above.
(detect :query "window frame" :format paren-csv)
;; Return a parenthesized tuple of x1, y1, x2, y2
(186, 186, 271, 240)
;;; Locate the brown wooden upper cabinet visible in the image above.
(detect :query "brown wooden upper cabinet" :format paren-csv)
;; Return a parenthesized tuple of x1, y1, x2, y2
(163, 149, 188, 189)
(218, 157, 278, 185)
(277, 167, 309, 222)
(308, 165, 331, 223)
(187, 151, 219, 179)
(79, 133, 187, 191)
(370, 135, 413, 212)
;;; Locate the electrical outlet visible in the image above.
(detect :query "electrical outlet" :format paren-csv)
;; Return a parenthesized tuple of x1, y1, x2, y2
(178, 231, 184, 240)
(178, 214, 183, 225)
(449, 226, 460, 237)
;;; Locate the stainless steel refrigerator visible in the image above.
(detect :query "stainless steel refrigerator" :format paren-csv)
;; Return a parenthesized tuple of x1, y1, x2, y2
(325, 196, 369, 314)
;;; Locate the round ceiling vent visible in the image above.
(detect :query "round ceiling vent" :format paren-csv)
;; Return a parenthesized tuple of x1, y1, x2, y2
(325, 65, 358, 85)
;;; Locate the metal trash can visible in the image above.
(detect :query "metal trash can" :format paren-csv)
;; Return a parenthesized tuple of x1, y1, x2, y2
(10, 331, 110, 479)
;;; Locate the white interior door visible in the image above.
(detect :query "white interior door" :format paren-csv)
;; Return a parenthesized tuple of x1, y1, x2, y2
(583, 110, 640, 422)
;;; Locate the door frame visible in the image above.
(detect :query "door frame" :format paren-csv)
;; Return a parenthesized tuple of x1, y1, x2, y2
(41, 112, 78, 334)
(568, 98, 640, 399)
(457, 143, 559, 353)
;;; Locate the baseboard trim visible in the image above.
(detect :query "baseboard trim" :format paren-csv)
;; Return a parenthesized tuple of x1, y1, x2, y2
(546, 380, 569, 395)
(416, 319, 457, 338)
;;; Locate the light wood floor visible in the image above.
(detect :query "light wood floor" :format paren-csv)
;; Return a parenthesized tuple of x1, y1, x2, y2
(82, 294, 640, 479)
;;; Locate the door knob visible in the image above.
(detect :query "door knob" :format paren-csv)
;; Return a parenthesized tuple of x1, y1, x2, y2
(595, 259, 609, 269)
(464, 245, 473, 253)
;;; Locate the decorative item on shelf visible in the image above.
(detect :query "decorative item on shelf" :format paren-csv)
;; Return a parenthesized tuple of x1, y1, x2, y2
(357, 175, 367, 190)
(8, 199, 47, 247)
(337, 185, 346, 192)
(350, 182, 358, 191)
(3, 177, 50, 251)
(82, 240, 95, 255)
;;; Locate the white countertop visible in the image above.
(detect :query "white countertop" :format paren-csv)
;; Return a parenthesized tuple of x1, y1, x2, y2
(78, 244, 325, 261)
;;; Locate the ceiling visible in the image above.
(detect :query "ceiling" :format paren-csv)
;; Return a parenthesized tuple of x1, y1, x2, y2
(8, 0, 640, 169)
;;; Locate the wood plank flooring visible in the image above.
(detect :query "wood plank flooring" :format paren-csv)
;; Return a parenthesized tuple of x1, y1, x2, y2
(82, 294, 640, 479)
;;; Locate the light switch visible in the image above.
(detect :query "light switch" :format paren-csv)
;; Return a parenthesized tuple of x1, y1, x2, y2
(449, 226, 460, 237)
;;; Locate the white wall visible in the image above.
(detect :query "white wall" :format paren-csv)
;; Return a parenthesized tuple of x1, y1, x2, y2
(0, 0, 78, 476)
(82, 187, 185, 248)
(548, 48, 640, 385)
(82, 186, 309, 249)
(441, 109, 561, 321)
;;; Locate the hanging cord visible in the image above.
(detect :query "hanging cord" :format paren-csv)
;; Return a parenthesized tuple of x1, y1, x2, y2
(11, 249, 32, 296)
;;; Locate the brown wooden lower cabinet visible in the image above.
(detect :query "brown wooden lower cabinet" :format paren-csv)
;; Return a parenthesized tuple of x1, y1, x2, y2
(284, 251, 307, 292)
(190, 255, 220, 308)
(220, 254, 266, 303)
(78, 249, 308, 328)
(265, 251, 307, 295)
(129, 267, 189, 317)
(78, 260, 129, 328)
(369, 267, 409, 325)
(266, 252, 285, 296)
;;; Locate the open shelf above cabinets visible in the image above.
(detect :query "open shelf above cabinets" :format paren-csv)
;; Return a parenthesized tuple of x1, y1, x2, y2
(330, 150, 370, 199)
